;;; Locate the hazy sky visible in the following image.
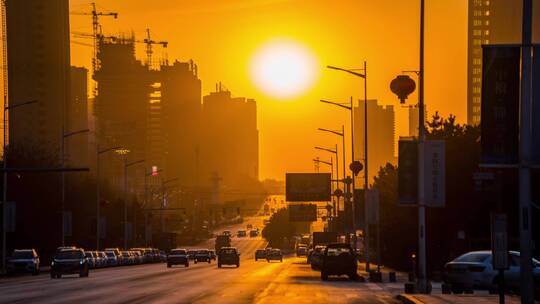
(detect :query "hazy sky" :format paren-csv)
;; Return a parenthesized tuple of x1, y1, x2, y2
(69, 0, 468, 181)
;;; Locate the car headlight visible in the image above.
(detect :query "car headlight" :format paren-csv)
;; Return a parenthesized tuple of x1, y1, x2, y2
(51, 261, 56, 266)
(80, 259, 85, 265)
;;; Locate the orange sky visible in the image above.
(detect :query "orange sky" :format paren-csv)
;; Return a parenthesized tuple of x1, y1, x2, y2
(69, 0, 468, 181)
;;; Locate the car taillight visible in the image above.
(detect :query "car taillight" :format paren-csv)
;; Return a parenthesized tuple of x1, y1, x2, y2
(468, 265, 485, 272)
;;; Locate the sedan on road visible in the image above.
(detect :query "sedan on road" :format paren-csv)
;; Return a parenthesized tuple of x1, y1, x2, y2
(6, 249, 40, 275)
(320, 243, 358, 281)
(218, 247, 240, 268)
(255, 249, 266, 261)
(194, 249, 212, 264)
(309, 246, 326, 271)
(51, 248, 89, 278)
(443, 250, 540, 294)
(104, 251, 119, 267)
(266, 249, 283, 263)
(167, 249, 189, 268)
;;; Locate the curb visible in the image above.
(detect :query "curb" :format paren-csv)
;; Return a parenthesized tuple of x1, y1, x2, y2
(396, 294, 424, 304)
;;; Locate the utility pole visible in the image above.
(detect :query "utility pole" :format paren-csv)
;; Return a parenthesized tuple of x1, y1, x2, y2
(518, 0, 534, 302)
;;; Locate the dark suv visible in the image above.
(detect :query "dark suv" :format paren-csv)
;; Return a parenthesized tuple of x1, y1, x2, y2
(218, 247, 240, 268)
(51, 248, 89, 278)
(320, 243, 358, 281)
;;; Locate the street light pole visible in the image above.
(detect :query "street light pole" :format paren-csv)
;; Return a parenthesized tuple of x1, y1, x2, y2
(123, 159, 144, 250)
(518, 0, 534, 302)
(96, 146, 121, 250)
(417, 0, 428, 293)
(2, 99, 37, 273)
(61, 128, 89, 246)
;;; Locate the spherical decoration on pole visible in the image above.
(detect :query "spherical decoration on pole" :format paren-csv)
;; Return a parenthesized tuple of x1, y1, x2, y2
(390, 75, 416, 104)
(349, 161, 364, 176)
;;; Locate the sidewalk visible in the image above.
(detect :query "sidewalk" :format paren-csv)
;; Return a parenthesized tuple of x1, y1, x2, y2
(398, 293, 522, 304)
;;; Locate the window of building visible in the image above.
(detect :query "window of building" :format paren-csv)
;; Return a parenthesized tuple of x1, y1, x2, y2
(473, 86, 481, 94)
(473, 68, 481, 75)
(473, 58, 482, 65)
(485, 10, 490, 16)
(473, 97, 481, 104)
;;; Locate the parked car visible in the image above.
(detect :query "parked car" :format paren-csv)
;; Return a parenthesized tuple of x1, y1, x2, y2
(51, 248, 89, 278)
(160, 250, 167, 262)
(104, 247, 121, 257)
(255, 249, 266, 261)
(92, 251, 107, 268)
(320, 243, 358, 281)
(104, 251, 119, 267)
(195, 249, 212, 264)
(218, 247, 240, 268)
(167, 249, 189, 268)
(6, 249, 40, 275)
(309, 246, 326, 270)
(97, 251, 108, 268)
(249, 230, 258, 237)
(267, 249, 283, 262)
(222, 230, 232, 237)
(237, 230, 247, 237)
(443, 250, 540, 294)
(85, 251, 97, 269)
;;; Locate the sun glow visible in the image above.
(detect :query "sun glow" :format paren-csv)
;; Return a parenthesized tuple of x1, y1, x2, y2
(250, 39, 318, 99)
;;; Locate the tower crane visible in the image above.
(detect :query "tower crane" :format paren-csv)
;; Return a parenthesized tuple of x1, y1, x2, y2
(70, 2, 118, 72)
(136, 29, 168, 68)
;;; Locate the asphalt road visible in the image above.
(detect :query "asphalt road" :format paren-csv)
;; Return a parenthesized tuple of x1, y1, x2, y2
(0, 216, 402, 304)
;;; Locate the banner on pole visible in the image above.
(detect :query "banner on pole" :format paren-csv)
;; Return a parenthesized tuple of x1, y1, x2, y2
(424, 140, 445, 207)
(365, 189, 379, 224)
(398, 138, 418, 206)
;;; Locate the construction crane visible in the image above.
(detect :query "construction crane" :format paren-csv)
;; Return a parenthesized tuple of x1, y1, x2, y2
(70, 2, 118, 73)
(136, 29, 168, 68)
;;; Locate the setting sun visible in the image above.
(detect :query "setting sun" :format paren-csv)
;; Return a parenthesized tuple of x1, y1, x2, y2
(249, 39, 318, 100)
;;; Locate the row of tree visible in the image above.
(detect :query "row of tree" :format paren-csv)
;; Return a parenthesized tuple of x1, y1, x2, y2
(373, 113, 539, 274)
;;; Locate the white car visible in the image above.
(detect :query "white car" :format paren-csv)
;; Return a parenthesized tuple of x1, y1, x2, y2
(443, 250, 540, 294)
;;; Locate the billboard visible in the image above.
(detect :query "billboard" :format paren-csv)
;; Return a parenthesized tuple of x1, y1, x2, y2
(398, 138, 418, 205)
(288, 204, 317, 222)
(286, 173, 331, 202)
(481, 45, 520, 165)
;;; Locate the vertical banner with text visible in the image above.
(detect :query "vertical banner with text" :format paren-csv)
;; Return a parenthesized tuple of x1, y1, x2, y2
(398, 138, 418, 205)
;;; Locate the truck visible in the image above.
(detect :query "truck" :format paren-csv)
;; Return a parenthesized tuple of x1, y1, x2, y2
(312, 232, 338, 246)
(215, 235, 231, 252)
